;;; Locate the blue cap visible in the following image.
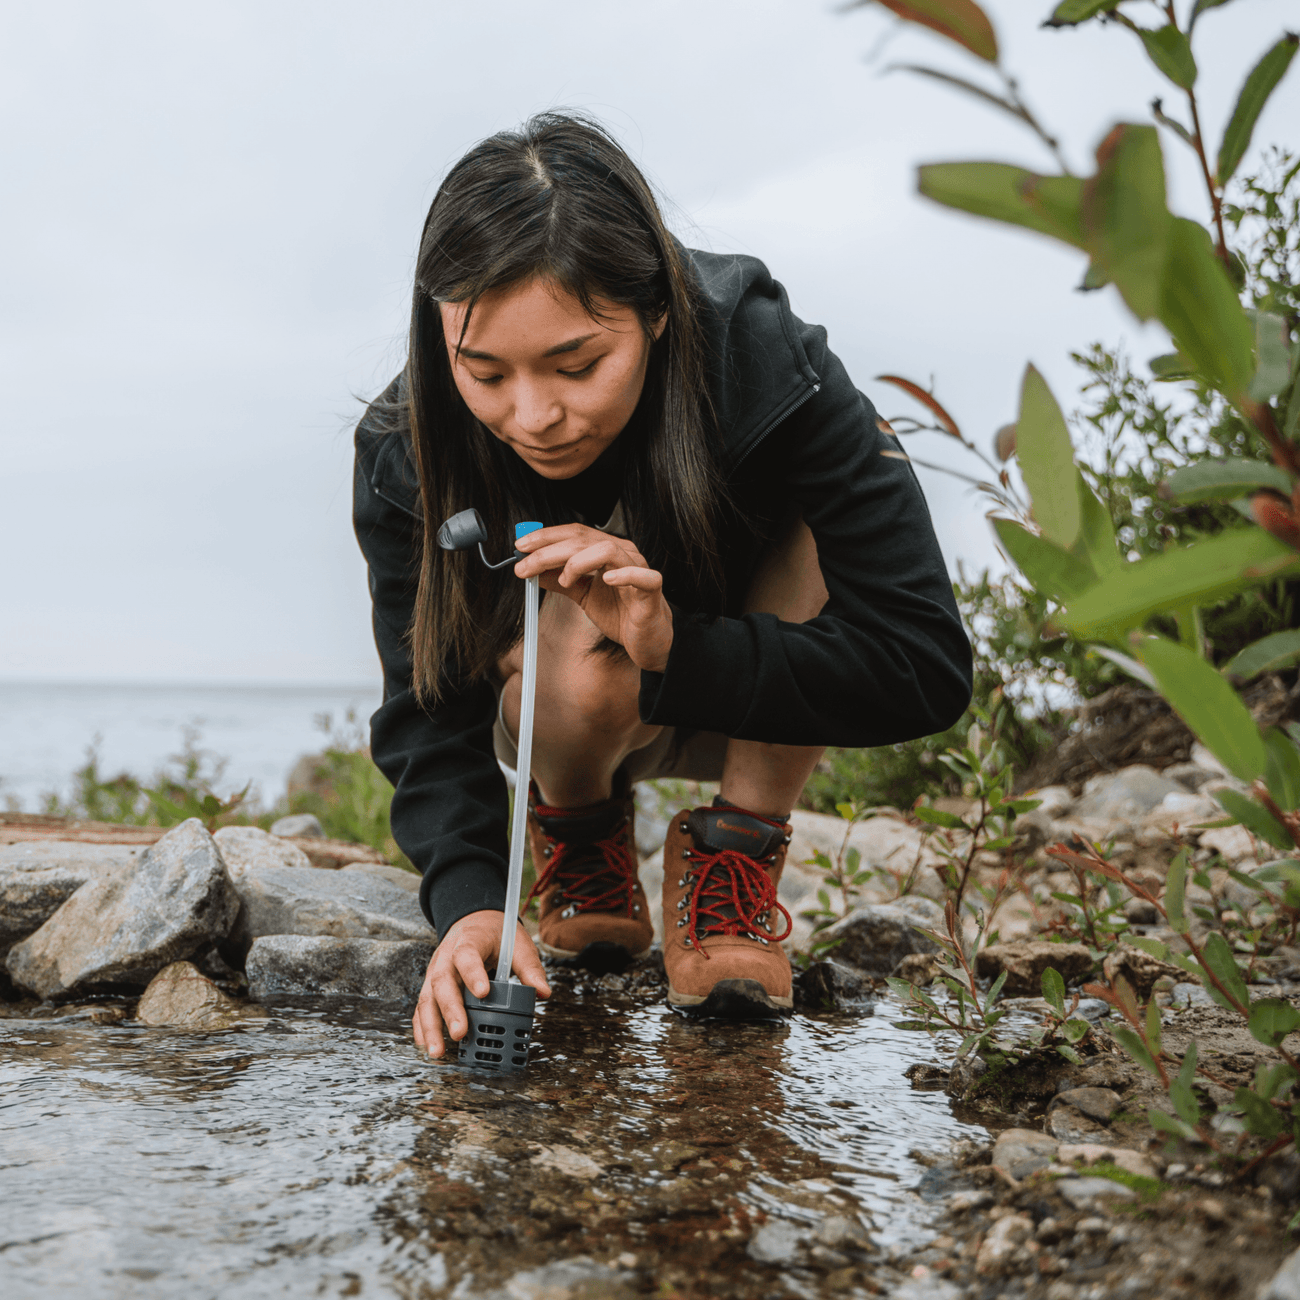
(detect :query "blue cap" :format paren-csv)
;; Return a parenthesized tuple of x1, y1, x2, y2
(515, 521, 543, 540)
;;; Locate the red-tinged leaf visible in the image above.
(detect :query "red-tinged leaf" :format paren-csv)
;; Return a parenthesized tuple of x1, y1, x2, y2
(994, 423, 1016, 461)
(877, 415, 897, 436)
(1082, 981, 1120, 1007)
(875, 375, 962, 437)
(1047, 844, 1126, 882)
(1251, 494, 1300, 550)
(859, 0, 998, 63)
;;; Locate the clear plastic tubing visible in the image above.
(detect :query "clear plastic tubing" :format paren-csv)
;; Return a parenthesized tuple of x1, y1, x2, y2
(497, 522, 542, 982)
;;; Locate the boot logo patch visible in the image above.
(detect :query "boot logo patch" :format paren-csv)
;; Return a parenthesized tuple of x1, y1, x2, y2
(715, 818, 764, 842)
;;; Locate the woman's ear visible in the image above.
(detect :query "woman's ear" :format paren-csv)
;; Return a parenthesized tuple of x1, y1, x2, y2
(651, 310, 668, 342)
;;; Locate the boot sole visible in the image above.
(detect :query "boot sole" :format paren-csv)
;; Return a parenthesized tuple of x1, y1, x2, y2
(537, 938, 650, 974)
(668, 978, 793, 1019)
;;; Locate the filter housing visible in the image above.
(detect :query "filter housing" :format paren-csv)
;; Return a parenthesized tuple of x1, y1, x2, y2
(458, 979, 537, 1073)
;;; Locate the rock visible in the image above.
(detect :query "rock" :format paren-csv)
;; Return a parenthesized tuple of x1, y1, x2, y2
(1057, 1144, 1157, 1179)
(1103, 944, 1185, 999)
(1260, 1248, 1300, 1300)
(5, 820, 239, 999)
(135, 960, 252, 1030)
(213, 825, 313, 872)
(1259, 1150, 1300, 1202)
(815, 897, 943, 975)
(792, 959, 874, 1012)
(1169, 981, 1215, 1008)
(1046, 1105, 1111, 1144)
(1137, 790, 1220, 842)
(1191, 742, 1230, 778)
(974, 940, 1093, 995)
(1163, 761, 1218, 793)
(0, 842, 139, 957)
(1073, 766, 1184, 826)
(530, 1145, 604, 1180)
(891, 1278, 962, 1300)
(1055, 1176, 1138, 1208)
(1013, 809, 1057, 853)
(228, 860, 431, 946)
(1053, 1087, 1121, 1122)
(787, 809, 939, 892)
(340, 861, 421, 893)
(502, 1256, 637, 1300)
(992, 1129, 1059, 1180)
(245, 935, 433, 1002)
(1029, 786, 1075, 819)
(268, 813, 325, 838)
(747, 1219, 804, 1264)
(892, 952, 941, 985)
(1199, 823, 1255, 863)
(974, 1213, 1032, 1275)
(1123, 896, 1159, 925)
(811, 1214, 871, 1252)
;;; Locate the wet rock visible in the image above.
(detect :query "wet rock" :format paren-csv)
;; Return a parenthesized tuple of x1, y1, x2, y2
(228, 860, 431, 946)
(892, 952, 941, 985)
(530, 1145, 603, 1180)
(5, 820, 239, 999)
(811, 1214, 872, 1252)
(1055, 1175, 1138, 1208)
(245, 935, 433, 1003)
(815, 897, 943, 976)
(792, 958, 874, 1012)
(499, 1256, 637, 1300)
(973, 940, 1092, 995)
(905, 1062, 948, 1090)
(1046, 1104, 1111, 1144)
(1052, 1087, 1121, 1122)
(947, 1054, 988, 1100)
(1073, 765, 1184, 826)
(269, 813, 325, 838)
(135, 960, 252, 1030)
(992, 1128, 1059, 1180)
(975, 1213, 1032, 1275)
(213, 825, 313, 872)
(747, 1218, 804, 1264)
(339, 861, 421, 893)
(1260, 1247, 1300, 1300)
(0, 842, 138, 957)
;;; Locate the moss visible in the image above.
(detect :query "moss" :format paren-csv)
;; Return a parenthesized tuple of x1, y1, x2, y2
(1084, 1161, 1167, 1204)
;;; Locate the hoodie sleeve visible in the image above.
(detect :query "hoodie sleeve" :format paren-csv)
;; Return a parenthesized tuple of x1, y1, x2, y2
(352, 408, 511, 939)
(637, 323, 973, 747)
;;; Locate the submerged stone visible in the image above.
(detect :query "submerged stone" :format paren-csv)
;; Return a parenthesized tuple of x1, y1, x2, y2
(792, 958, 874, 1012)
(245, 935, 433, 1003)
(136, 960, 255, 1030)
(5, 820, 239, 999)
(815, 897, 943, 976)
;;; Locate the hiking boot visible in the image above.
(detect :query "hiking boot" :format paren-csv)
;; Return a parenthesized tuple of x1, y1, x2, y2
(525, 780, 652, 972)
(661, 799, 794, 1017)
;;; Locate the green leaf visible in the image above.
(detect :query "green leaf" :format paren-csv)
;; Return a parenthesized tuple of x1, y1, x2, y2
(1217, 35, 1299, 186)
(1163, 459, 1293, 504)
(1234, 1086, 1287, 1138)
(984, 969, 1009, 1013)
(1139, 25, 1198, 89)
(1063, 1017, 1091, 1043)
(1129, 936, 1171, 960)
(1073, 473, 1121, 576)
(1145, 1000, 1163, 1061)
(1149, 351, 1196, 380)
(1149, 1109, 1201, 1141)
(1215, 787, 1293, 851)
(1249, 310, 1294, 402)
(914, 805, 967, 829)
(1159, 217, 1257, 401)
(1190, 0, 1236, 27)
(1255, 1061, 1296, 1101)
(1062, 528, 1300, 642)
(1265, 728, 1300, 812)
(992, 518, 1097, 601)
(872, 0, 999, 62)
(1048, 0, 1118, 25)
(1080, 124, 1170, 322)
(1169, 1040, 1200, 1126)
(1042, 966, 1067, 1018)
(1113, 1024, 1161, 1076)
(1057, 1044, 1084, 1064)
(1017, 365, 1082, 548)
(1135, 636, 1266, 782)
(917, 163, 1084, 248)
(1249, 997, 1300, 1048)
(1200, 931, 1250, 1010)
(1226, 629, 1300, 680)
(1088, 644, 1156, 688)
(1166, 850, 1188, 934)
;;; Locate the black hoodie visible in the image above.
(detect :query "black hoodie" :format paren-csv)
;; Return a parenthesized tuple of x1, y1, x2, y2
(352, 249, 973, 938)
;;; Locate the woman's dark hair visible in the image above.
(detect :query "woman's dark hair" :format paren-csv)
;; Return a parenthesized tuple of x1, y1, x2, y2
(403, 112, 724, 704)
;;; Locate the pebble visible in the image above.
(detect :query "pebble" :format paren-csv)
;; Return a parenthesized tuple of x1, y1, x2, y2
(1056, 1176, 1138, 1208)
(1047, 1105, 1111, 1144)
(975, 1213, 1032, 1275)
(269, 813, 325, 838)
(1260, 1246, 1300, 1300)
(1052, 1087, 1121, 1122)
(992, 1129, 1059, 1180)
(747, 1219, 804, 1264)
(948, 1190, 994, 1213)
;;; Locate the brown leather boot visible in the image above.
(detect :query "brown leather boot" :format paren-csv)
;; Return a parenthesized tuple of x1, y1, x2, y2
(524, 780, 653, 972)
(661, 800, 795, 1017)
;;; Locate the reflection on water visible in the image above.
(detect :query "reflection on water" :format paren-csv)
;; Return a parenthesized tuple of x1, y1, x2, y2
(0, 980, 984, 1299)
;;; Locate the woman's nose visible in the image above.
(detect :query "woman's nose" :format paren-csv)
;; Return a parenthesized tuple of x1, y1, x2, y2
(513, 380, 563, 436)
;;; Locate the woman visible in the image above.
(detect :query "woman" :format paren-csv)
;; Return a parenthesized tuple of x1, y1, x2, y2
(353, 113, 972, 1058)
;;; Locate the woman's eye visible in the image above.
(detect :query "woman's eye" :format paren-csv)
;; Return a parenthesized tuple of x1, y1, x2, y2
(469, 373, 503, 386)
(558, 359, 598, 378)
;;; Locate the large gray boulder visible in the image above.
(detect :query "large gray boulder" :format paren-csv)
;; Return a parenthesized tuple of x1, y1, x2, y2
(213, 825, 312, 871)
(0, 841, 139, 957)
(1072, 765, 1183, 827)
(5, 820, 239, 999)
(814, 896, 944, 975)
(245, 935, 434, 1003)
(227, 860, 432, 948)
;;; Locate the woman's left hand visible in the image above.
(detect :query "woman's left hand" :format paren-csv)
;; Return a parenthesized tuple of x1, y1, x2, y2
(513, 524, 673, 672)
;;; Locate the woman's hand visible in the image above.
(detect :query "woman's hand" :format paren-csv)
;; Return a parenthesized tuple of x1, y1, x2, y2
(412, 911, 551, 1059)
(513, 523, 674, 672)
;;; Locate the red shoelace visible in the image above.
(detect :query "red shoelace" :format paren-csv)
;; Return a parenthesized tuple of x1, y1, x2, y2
(525, 809, 639, 917)
(682, 846, 794, 958)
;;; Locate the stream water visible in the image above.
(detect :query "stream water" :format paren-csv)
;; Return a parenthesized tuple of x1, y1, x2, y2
(0, 974, 987, 1299)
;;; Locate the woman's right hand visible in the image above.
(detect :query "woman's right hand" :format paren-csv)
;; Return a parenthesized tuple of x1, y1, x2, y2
(412, 910, 551, 1059)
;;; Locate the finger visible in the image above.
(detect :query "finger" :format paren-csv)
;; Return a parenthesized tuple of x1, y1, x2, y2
(416, 980, 446, 1058)
(600, 566, 665, 594)
(433, 965, 471, 1043)
(518, 537, 646, 581)
(511, 926, 552, 999)
(557, 541, 639, 589)
(513, 523, 594, 552)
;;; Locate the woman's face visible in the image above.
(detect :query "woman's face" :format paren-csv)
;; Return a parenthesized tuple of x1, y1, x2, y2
(440, 276, 664, 480)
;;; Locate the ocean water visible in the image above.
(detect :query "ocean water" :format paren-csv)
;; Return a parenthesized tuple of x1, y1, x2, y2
(0, 681, 382, 814)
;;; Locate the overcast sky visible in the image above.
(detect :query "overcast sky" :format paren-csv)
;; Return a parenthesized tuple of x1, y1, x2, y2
(3, 0, 1296, 685)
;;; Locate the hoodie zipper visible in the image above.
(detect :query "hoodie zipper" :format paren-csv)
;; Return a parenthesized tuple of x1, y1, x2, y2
(730, 381, 820, 470)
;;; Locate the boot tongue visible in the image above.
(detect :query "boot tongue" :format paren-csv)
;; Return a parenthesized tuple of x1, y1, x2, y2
(531, 797, 627, 845)
(686, 806, 787, 858)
